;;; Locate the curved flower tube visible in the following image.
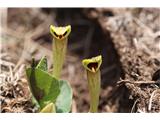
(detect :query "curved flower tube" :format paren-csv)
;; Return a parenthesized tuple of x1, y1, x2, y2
(82, 55, 102, 112)
(50, 25, 71, 79)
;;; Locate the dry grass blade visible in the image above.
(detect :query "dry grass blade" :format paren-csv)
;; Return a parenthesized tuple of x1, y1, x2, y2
(148, 89, 160, 111)
(0, 51, 37, 113)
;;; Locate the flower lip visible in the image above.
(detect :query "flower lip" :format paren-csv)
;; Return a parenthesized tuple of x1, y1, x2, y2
(50, 25, 71, 40)
(53, 32, 58, 37)
(82, 55, 102, 73)
(87, 62, 98, 73)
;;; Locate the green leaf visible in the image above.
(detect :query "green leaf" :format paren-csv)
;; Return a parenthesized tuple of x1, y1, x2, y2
(40, 102, 56, 113)
(26, 67, 60, 109)
(31, 95, 40, 109)
(36, 56, 48, 71)
(55, 80, 72, 113)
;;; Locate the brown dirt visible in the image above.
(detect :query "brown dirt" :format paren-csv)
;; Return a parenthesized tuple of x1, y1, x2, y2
(84, 8, 160, 112)
(0, 8, 160, 113)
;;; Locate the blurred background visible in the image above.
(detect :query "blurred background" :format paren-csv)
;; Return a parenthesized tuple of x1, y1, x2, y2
(0, 8, 160, 113)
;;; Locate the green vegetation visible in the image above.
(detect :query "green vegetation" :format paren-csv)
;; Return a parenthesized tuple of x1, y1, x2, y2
(26, 25, 102, 113)
(26, 25, 72, 113)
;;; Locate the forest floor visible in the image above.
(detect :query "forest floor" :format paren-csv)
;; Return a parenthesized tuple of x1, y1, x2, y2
(0, 8, 160, 113)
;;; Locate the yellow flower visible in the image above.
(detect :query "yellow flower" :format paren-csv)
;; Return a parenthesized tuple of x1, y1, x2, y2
(82, 55, 102, 73)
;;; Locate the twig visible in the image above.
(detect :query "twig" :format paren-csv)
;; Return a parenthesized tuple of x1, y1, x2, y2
(117, 80, 160, 86)
(131, 99, 138, 113)
(83, 26, 94, 57)
(9, 65, 13, 82)
(71, 99, 77, 113)
(13, 16, 53, 72)
(148, 89, 160, 111)
(0, 59, 15, 67)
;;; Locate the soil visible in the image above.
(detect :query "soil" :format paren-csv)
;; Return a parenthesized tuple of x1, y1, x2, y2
(0, 8, 160, 113)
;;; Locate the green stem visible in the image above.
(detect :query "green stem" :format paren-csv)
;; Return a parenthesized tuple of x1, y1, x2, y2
(52, 37, 68, 79)
(87, 70, 101, 113)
